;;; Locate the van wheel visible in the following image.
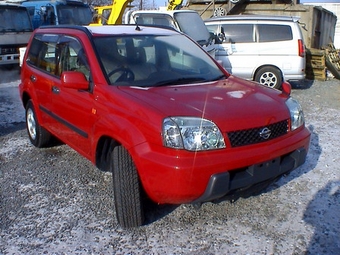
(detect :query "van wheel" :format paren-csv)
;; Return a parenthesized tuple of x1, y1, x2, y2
(255, 67, 282, 89)
(25, 100, 52, 148)
(111, 145, 144, 228)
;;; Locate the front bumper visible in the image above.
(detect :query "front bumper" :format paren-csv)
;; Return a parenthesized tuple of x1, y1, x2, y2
(193, 147, 307, 203)
(132, 126, 310, 204)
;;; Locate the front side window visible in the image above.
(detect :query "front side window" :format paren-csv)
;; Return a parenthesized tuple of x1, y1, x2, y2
(93, 34, 225, 87)
(222, 24, 254, 43)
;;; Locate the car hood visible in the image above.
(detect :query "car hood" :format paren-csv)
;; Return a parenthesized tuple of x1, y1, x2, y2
(119, 76, 289, 132)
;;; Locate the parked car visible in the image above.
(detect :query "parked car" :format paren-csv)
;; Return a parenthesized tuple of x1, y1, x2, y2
(205, 15, 306, 89)
(19, 25, 310, 228)
(124, 9, 215, 58)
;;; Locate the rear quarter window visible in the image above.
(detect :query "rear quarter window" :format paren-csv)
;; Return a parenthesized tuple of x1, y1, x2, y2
(257, 24, 293, 42)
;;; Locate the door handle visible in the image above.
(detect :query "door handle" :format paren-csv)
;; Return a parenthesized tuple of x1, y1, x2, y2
(52, 86, 60, 94)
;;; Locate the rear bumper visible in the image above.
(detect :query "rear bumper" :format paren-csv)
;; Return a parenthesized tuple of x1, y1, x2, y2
(193, 147, 307, 203)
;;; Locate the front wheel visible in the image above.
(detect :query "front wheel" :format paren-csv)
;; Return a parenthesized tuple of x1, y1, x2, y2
(255, 66, 282, 89)
(25, 100, 52, 148)
(111, 145, 144, 228)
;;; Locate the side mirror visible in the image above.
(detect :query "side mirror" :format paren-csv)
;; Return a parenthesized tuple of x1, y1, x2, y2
(61, 71, 89, 90)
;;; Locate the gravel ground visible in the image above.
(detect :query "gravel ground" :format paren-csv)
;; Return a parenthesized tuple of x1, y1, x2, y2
(0, 67, 339, 254)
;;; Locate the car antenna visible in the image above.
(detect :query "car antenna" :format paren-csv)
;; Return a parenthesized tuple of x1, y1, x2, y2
(135, 17, 141, 31)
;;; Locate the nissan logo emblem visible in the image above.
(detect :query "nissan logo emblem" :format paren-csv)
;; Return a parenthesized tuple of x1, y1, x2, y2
(259, 127, 271, 140)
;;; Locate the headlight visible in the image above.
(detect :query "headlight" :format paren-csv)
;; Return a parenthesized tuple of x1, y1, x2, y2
(162, 117, 226, 151)
(286, 97, 305, 131)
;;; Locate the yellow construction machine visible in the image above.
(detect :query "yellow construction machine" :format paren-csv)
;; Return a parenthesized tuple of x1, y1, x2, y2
(167, 0, 183, 10)
(91, 0, 133, 25)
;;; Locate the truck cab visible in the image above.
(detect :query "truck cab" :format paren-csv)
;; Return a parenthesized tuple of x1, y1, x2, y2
(125, 10, 215, 57)
(0, 3, 33, 67)
(22, 0, 93, 29)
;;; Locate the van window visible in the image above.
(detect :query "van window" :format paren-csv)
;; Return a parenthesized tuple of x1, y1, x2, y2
(222, 24, 254, 43)
(257, 24, 292, 42)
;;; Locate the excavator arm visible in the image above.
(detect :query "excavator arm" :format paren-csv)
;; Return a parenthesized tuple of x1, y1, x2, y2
(91, 0, 133, 25)
(167, 0, 183, 11)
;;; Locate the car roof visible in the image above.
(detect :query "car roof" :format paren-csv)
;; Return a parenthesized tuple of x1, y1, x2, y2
(36, 25, 181, 37)
(205, 14, 300, 23)
(85, 25, 180, 36)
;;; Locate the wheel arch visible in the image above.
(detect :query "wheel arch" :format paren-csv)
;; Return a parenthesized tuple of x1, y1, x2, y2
(95, 136, 120, 172)
(253, 64, 284, 81)
(93, 115, 150, 172)
(21, 91, 31, 109)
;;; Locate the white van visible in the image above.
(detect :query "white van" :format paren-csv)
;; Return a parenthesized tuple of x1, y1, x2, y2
(125, 10, 215, 57)
(205, 15, 306, 89)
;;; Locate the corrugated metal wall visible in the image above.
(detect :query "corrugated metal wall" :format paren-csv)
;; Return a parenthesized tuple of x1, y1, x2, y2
(312, 3, 340, 48)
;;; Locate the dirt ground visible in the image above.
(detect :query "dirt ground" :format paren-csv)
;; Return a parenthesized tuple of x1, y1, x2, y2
(0, 67, 339, 254)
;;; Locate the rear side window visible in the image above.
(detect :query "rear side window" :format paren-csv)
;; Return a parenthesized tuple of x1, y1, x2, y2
(27, 34, 89, 79)
(27, 34, 59, 74)
(222, 24, 254, 43)
(257, 24, 293, 42)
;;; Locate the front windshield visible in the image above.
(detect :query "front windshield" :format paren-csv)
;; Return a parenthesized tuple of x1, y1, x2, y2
(174, 12, 211, 45)
(93, 34, 225, 87)
(57, 5, 92, 25)
(0, 8, 32, 32)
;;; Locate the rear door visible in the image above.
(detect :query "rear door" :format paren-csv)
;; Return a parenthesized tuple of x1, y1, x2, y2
(49, 35, 94, 156)
(25, 34, 60, 128)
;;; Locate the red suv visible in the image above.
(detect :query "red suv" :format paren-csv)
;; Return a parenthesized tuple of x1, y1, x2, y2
(19, 25, 311, 228)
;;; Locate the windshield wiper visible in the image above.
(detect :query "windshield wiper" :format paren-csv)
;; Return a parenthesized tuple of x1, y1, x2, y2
(153, 77, 208, 87)
(212, 74, 227, 81)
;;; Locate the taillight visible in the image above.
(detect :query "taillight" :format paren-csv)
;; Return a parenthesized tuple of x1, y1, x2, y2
(298, 39, 305, 57)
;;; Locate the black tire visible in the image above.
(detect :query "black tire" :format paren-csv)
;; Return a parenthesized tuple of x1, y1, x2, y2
(111, 145, 144, 228)
(254, 66, 283, 89)
(25, 100, 52, 148)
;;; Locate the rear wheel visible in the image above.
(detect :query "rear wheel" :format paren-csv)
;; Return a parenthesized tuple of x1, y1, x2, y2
(255, 66, 282, 89)
(111, 145, 144, 228)
(25, 100, 52, 148)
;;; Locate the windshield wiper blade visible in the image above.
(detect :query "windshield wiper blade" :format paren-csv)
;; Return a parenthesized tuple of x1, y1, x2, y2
(212, 74, 227, 81)
(153, 77, 207, 87)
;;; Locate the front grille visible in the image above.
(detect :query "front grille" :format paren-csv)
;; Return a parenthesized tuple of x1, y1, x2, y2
(227, 119, 289, 147)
